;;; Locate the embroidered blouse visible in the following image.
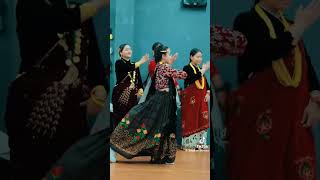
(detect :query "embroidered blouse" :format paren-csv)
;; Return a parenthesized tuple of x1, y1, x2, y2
(155, 64, 187, 90)
(149, 60, 180, 88)
(210, 25, 248, 85)
(211, 25, 247, 58)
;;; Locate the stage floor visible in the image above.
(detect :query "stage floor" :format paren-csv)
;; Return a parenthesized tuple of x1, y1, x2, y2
(110, 150, 210, 180)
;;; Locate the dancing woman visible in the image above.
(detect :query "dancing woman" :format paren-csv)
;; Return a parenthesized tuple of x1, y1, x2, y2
(5, 0, 108, 179)
(146, 42, 180, 101)
(181, 48, 210, 151)
(227, 0, 320, 179)
(110, 44, 193, 164)
(112, 44, 148, 127)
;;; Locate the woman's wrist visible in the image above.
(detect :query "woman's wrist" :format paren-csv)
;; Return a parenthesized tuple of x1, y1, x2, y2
(90, 85, 106, 107)
(289, 24, 305, 45)
(310, 90, 320, 106)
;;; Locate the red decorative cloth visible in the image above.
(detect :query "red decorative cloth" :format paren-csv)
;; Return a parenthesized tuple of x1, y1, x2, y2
(227, 43, 316, 180)
(181, 81, 209, 137)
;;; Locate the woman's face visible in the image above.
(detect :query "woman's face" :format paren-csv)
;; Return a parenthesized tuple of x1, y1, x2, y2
(162, 48, 171, 63)
(190, 52, 203, 65)
(120, 45, 132, 59)
(261, 0, 291, 12)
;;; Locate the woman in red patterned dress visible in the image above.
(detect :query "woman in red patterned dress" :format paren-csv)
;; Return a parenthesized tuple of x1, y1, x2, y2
(227, 0, 320, 179)
(181, 48, 210, 151)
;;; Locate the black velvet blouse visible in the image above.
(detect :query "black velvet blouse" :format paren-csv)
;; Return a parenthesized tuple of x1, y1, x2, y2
(233, 8, 319, 91)
(183, 63, 209, 90)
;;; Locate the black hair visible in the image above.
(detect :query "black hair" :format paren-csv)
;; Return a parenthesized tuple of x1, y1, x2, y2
(118, 44, 129, 57)
(154, 44, 169, 63)
(255, 0, 260, 4)
(189, 48, 202, 62)
(152, 42, 162, 51)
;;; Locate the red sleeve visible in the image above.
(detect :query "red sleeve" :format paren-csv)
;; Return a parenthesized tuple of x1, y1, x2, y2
(211, 25, 247, 57)
(148, 60, 156, 77)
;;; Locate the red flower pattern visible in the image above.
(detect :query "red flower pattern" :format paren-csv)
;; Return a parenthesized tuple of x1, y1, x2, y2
(295, 157, 314, 180)
(256, 109, 273, 140)
(51, 166, 64, 178)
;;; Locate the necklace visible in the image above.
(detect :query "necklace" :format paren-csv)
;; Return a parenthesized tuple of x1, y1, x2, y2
(128, 71, 136, 89)
(255, 4, 302, 88)
(57, 29, 82, 67)
(189, 63, 205, 89)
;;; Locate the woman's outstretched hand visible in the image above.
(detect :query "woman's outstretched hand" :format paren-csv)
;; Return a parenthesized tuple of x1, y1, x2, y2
(302, 90, 320, 127)
(290, 0, 320, 44)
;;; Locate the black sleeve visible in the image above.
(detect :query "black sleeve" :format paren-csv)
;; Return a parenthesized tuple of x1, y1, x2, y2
(87, 21, 106, 90)
(17, 0, 82, 33)
(115, 60, 135, 73)
(136, 68, 143, 90)
(304, 47, 320, 91)
(183, 66, 202, 88)
(233, 12, 295, 63)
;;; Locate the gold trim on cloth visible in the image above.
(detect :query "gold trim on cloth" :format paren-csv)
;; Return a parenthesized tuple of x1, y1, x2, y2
(255, 5, 302, 88)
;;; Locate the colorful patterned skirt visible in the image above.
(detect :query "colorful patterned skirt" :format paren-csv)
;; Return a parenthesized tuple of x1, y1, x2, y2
(110, 81, 177, 163)
(181, 83, 209, 150)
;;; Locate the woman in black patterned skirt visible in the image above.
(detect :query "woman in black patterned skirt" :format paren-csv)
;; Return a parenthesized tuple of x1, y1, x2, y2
(110, 45, 209, 164)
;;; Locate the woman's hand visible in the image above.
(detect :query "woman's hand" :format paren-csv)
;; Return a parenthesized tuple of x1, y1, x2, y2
(86, 98, 104, 116)
(141, 54, 150, 64)
(137, 88, 144, 97)
(81, 86, 107, 116)
(295, 1, 320, 29)
(201, 61, 210, 75)
(302, 91, 320, 127)
(169, 53, 178, 64)
(290, 0, 320, 44)
(204, 91, 210, 102)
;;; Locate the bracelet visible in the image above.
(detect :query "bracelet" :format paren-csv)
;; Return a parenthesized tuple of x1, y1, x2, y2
(90, 86, 106, 107)
(310, 92, 320, 106)
(91, 95, 106, 107)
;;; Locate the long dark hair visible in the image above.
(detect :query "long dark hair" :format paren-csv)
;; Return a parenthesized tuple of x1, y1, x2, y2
(118, 44, 129, 57)
(189, 48, 202, 62)
(154, 44, 169, 63)
(152, 42, 162, 51)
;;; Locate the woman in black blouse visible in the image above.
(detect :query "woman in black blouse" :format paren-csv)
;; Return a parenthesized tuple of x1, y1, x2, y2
(181, 48, 210, 150)
(112, 44, 148, 128)
(226, 0, 320, 179)
(5, 0, 108, 179)
(110, 44, 148, 162)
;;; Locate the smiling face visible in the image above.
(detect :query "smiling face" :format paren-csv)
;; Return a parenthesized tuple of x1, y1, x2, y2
(190, 51, 203, 65)
(119, 45, 132, 59)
